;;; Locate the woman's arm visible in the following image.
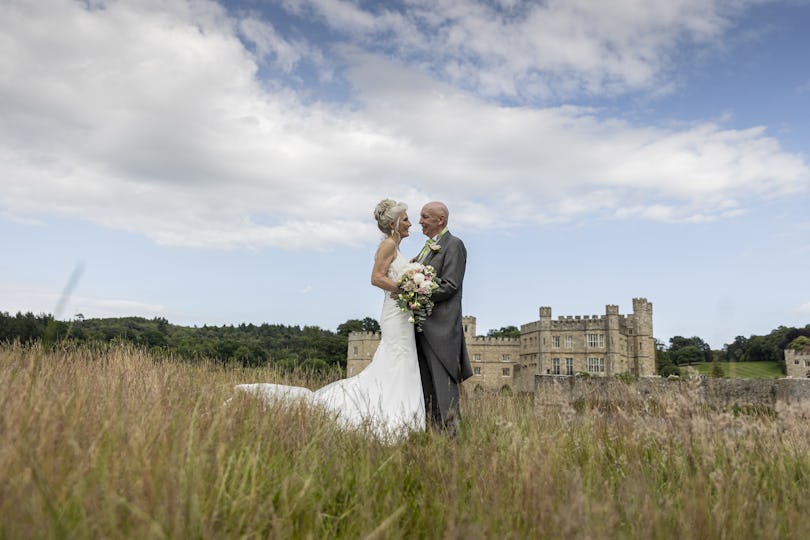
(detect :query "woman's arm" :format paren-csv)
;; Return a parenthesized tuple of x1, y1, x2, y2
(370, 238, 399, 293)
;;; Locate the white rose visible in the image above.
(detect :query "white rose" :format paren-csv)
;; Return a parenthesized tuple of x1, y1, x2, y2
(413, 273, 425, 284)
(404, 262, 421, 273)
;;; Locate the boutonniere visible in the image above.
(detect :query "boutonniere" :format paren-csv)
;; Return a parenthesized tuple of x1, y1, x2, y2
(429, 241, 441, 253)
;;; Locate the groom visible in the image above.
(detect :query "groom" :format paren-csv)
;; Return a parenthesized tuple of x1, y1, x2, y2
(415, 201, 473, 435)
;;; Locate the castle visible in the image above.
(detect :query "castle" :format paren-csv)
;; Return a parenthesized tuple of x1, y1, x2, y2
(786, 340, 810, 378)
(347, 298, 655, 394)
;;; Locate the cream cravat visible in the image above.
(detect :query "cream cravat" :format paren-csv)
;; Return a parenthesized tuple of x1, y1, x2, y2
(417, 239, 433, 263)
(417, 228, 448, 263)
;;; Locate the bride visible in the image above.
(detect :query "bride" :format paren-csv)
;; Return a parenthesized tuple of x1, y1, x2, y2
(235, 199, 426, 437)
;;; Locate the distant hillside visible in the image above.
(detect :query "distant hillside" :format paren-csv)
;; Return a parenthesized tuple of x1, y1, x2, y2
(0, 311, 371, 372)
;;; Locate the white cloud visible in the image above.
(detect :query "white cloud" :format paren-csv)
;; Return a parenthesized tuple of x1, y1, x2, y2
(0, 0, 806, 251)
(0, 282, 165, 320)
(237, 16, 325, 74)
(287, 0, 756, 100)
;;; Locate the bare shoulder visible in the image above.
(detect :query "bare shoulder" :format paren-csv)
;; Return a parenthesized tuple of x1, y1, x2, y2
(375, 237, 397, 258)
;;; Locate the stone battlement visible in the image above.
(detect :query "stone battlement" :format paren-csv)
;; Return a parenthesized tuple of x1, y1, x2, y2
(469, 336, 520, 343)
(347, 331, 381, 339)
(347, 298, 656, 389)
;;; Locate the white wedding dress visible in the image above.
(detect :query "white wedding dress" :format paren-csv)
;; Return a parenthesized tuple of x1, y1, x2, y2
(236, 252, 426, 438)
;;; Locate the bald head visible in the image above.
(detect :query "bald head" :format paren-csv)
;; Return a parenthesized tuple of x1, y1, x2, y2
(419, 201, 449, 238)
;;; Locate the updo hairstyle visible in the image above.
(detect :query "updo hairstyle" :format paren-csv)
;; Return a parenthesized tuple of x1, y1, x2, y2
(374, 198, 408, 237)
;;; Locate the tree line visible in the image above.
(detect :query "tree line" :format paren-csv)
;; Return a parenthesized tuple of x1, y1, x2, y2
(3, 310, 808, 377)
(656, 324, 810, 376)
(0, 311, 379, 373)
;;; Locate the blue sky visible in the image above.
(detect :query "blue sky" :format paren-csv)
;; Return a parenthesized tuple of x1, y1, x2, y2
(1, 0, 809, 349)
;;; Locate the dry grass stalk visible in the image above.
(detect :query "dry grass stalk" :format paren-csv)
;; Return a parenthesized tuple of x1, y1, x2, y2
(2, 343, 809, 539)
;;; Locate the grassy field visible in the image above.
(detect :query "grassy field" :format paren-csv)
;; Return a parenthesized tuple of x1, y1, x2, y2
(689, 361, 784, 379)
(3, 344, 810, 539)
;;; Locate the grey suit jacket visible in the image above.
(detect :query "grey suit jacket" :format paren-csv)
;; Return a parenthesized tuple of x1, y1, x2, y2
(418, 231, 473, 382)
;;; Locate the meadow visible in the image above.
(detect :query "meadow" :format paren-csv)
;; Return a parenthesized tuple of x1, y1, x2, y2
(3, 343, 810, 539)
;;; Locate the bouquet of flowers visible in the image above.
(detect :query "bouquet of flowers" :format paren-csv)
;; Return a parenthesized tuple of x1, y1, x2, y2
(395, 262, 440, 332)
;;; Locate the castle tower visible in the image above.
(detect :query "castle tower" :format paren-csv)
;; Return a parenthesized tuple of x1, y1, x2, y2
(538, 307, 552, 374)
(346, 331, 381, 376)
(463, 316, 477, 339)
(605, 304, 621, 376)
(631, 298, 654, 376)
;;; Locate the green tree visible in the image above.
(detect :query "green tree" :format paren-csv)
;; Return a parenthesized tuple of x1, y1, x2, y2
(360, 317, 380, 333)
(337, 317, 380, 336)
(788, 336, 810, 351)
(670, 345, 704, 366)
(660, 363, 681, 377)
(655, 338, 678, 376)
(487, 326, 521, 338)
(654, 339, 670, 364)
(726, 335, 749, 362)
(669, 335, 711, 362)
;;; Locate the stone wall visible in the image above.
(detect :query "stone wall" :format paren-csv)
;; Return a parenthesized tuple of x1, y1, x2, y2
(533, 375, 810, 413)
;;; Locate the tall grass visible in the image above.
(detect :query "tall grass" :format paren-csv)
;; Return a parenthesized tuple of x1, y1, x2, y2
(2, 343, 810, 539)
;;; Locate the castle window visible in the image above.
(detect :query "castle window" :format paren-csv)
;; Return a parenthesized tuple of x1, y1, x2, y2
(552, 358, 560, 375)
(565, 336, 573, 349)
(565, 358, 573, 375)
(552, 336, 561, 348)
(353, 346, 358, 356)
(502, 367, 510, 377)
(587, 334, 604, 348)
(502, 354, 510, 362)
(474, 354, 481, 362)
(805, 360, 810, 368)
(474, 367, 482, 375)
(795, 358, 800, 365)
(587, 357, 605, 373)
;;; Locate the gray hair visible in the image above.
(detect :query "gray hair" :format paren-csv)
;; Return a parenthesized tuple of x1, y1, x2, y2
(374, 198, 408, 236)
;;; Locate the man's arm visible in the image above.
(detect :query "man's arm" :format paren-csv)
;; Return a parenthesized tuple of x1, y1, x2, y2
(430, 238, 466, 303)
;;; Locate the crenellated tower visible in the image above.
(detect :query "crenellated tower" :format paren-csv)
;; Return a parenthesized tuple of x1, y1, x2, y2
(631, 298, 654, 376)
(346, 331, 381, 376)
(346, 298, 656, 388)
(463, 316, 477, 339)
(605, 304, 621, 375)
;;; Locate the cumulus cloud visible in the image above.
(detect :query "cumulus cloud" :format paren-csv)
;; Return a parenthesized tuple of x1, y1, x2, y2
(285, 0, 758, 100)
(0, 0, 806, 250)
